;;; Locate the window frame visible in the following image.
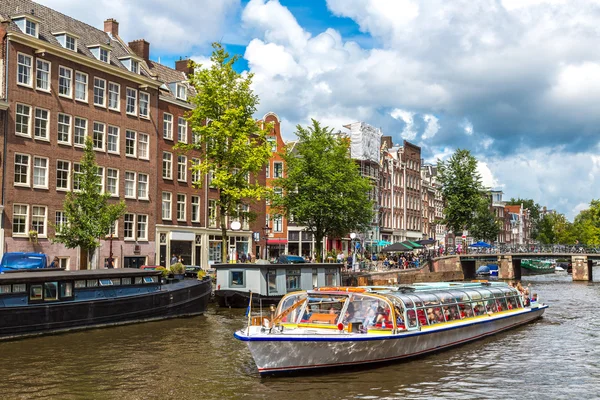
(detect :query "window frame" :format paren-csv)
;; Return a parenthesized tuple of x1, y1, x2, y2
(56, 160, 71, 191)
(177, 155, 187, 182)
(162, 192, 172, 220)
(34, 107, 50, 141)
(73, 117, 87, 148)
(107, 125, 120, 154)
(177, 193, 186, 222)
(65, 35, 77, 52)
(32, 156, 49, 189)
(123, 213, 135, 240)
(139, 91, 150, 119)
(35, 58, 51, 92)
(75, 71, 88, 102)
(162, 152, 173, 180)
(58, 65, 73, 98)
(191, 195, 200, 222)
(176, 83, 187, 101)
(178, 117, 187, 143)
(126, 87, 137, 116)
(12, 204, 29, 236)
(15, 103, 32, 138)
(31, 205, 48, 238)
(163, 113, 173, 140)
(106, 168, 119, 197)
(137, 173, 149, 200)
(17, 52, 33, 88)
(108, 82, 120, 111)
(57, 113, 72, 145)
(14, 153, 31, 187)
(25, 19, 38, 38)
(92, 121, 106, 151)
(137, 214, 148, 241)
(124, 171, 136, 199)
(93, 77, 106, 107)
(138, 133, 149, 160)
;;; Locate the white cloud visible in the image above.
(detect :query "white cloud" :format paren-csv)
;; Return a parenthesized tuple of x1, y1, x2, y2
(462, 120, 474, 136)
(390, 109, 417, 140)
(422, 114, 439, 140)
(36, 0, 239, 53)
(477, 162, 501, 189)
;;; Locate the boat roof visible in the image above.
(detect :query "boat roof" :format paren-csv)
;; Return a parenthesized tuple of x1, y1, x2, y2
(308, 281, 510, 296)
(212, 263, 344, 270)
(0, 268, 160, 284)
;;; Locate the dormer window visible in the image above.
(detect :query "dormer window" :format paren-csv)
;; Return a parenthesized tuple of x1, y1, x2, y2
(176, 84, 187, 101)
(12, 15, 42, 38)
(118, 57, 141, 74)
(53, 31, 79, 52)
(88, 45, 111, 64)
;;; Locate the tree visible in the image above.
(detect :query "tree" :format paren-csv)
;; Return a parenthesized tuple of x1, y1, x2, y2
(470, 197, 501, 243)
(572, 200, 600, 245)
(272, 119, 374, 262)
(537, 212, 576, 244)
(179, 43, 271, 262)
(52, 137, 126, 268)
(506, 198, 542, 239)
(436, 149, 484, 236)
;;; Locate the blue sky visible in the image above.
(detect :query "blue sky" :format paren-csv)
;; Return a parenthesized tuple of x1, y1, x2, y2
(38, 0, 600, 220)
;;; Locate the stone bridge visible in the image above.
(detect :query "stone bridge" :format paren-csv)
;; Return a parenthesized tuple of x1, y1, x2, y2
(431, 253, 597, 281)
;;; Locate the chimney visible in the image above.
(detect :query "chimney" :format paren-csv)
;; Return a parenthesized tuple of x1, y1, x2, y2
(129, 39, 150, 62)
(104, 18, 119, 37)
(175, 58, 194, 77)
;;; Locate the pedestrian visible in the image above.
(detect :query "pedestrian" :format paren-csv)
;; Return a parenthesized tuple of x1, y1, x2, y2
(107, 257, 115, 269)
(170, 254, 178, 266)
(48, 256, 59, 268)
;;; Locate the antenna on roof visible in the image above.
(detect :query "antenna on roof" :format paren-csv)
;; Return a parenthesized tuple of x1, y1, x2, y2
(31, 9, 35, 15)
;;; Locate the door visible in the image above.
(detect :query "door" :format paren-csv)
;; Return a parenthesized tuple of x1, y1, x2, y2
(123, 256, 146, 268)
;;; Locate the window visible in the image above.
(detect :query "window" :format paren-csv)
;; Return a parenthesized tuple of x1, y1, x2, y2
(191, 158, 201, 183)
(163, 113, 173, 139)
(55, 211, 67, 231)
(208, 200, 217, 227)
(286, 269, 301, 292)
(57, 113, 71, 144)
(33, 157, 48, 188)
(177, 155, 187, 182)
(65, 35, 76, 51)
(93, 122, 105, 150)
(138, 133, 149, 159)
(162, 152, 173, 179)
(125, 130, 136, 157)
(36, 59, 50, 91)
(13, 204, 28, 235)
(139, 91, 149, 118)
(126, 87, 137, 115)
(58, 66, 72, 97)
(274, 215, 283, 232)
(25, 20, 38, 37)
(73, 117, 87, 147)
(125, 172, 136, 198)
(176, 84, 187, 100)
(137, 215, 148, 240)
(34, 108, 49, 140)
(72, 163, 82, 191)
(266, 163, 270, 178)
(93, 77, 106, 107)
(31, 206, 47, 237)
(177, 194, 186, 221)
(105, 126, 118, 154)
(138, 173, 149, 199)
(274, 162, 283, 178)
(191, 196, 200, 222)
(178, 117, 187, 143)
(17, 53, 32, 87)
(75, 71, 88, 101)
(30, 285, 43, 301)
(56, 160, 70, 190)
(14, 154, 30, 186)
(100, 48, 110, 63)
(97, 167, 104, 193)
(15, 103, 32, 137)
(124, 214, 134, 240)
(131, 59, 139, 74)
(267, 136, 277, 152)
(162, 192, 172, 220)
(106, 168, 118, 196)
(108, 82, 120, 110)
(230, 271, 245, 288)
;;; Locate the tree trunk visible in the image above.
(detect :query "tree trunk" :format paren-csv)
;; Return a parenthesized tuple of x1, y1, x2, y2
(88, 248, 96, 270)
(315, 235, 323, 263)
(79, 247, 88, 270)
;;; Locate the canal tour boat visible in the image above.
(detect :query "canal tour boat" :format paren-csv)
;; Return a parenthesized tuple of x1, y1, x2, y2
(0, 268, 212, 340)
(235, 281, 547, 375)
(520, 259, 555, 275)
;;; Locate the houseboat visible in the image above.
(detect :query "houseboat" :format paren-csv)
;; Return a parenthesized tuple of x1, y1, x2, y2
(0, 268, 212, 340)
(214, 262, 343, 308)
(235, 281, 547, 375)
(521, 259, 555, 275)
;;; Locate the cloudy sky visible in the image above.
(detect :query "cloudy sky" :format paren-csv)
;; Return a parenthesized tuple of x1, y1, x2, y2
(38, 0, 600, 220)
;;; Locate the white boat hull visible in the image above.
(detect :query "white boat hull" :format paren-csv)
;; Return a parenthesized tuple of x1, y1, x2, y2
(235, 306, 547, 374)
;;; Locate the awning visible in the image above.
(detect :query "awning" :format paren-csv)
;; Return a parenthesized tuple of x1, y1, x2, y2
(267, 238, 288, 244)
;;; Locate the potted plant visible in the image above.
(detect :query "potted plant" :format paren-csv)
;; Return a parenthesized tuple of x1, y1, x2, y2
(156, 266, 169, 283)
(197, 269, 206, 280)
(170, 262, 186, 280)
(28, 230, 38, 244)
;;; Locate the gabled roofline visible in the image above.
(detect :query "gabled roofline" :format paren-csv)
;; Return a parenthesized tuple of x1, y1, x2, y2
(8, 31, 160, 88)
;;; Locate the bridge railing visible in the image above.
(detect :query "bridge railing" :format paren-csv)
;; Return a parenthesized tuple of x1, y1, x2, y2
(450, 244, 600, 255)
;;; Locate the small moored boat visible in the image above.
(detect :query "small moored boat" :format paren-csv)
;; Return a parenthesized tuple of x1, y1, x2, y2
(0, 268, 212, 340)
(235, 281, 547, 375)
(521, 259, 555, 275)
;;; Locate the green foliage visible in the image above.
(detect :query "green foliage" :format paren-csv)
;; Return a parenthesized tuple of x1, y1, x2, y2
(470, 197, 501, 242)
(178, 43, 272, 262)
(156, 266, 169, 278)
(436, 149, 483, 235)
(272, 119, 374, 262)
(52, 138, 126, 266)
(537, 212, 576, 244)
(197, 270, 207, 280)
(506, 198, 542, 239)
(170, 262, 186, 275)
(572, 200, 600, 245)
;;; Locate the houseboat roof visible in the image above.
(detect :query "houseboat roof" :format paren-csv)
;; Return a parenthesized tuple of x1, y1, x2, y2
(0, 268, 160, 283)
(212, 263, 344, 270)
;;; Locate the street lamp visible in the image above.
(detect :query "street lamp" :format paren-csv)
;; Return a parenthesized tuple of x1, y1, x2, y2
(350, 232, 357, 272)
(263, 225, 271, 260)
(230, 221, 242, 263)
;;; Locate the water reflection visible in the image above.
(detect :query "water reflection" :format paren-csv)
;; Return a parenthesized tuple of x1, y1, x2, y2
(0, 275, 598, 399)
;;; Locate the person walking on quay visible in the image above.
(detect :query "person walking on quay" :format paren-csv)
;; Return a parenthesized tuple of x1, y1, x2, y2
(170, 254, 178, 266)
(48, 256, 59, 268)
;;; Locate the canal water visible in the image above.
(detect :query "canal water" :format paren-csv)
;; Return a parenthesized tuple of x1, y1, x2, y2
(1, 273, 599, 400)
